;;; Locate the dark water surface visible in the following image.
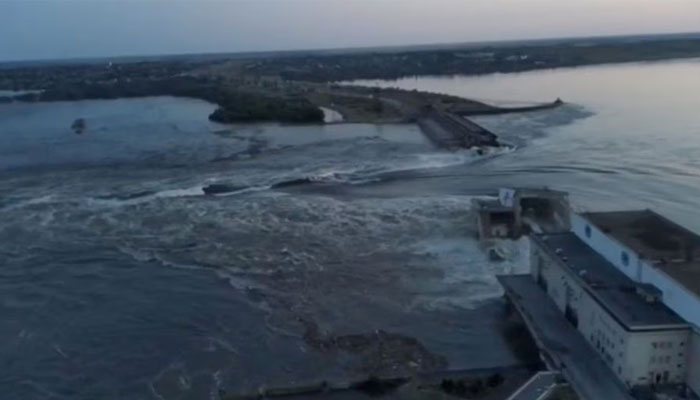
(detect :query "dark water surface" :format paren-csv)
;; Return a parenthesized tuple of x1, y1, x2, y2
(0, 97, 520, 399)
(3, 59, 700, 399)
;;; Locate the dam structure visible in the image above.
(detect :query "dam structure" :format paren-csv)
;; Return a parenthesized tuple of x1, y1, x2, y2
(498, 199, 700, 400)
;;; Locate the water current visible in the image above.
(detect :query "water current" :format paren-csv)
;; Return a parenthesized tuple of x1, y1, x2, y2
(2, 59, 699, 399)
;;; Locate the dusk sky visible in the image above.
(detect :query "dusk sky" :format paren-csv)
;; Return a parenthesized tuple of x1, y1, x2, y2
(2, 0, 700, 61)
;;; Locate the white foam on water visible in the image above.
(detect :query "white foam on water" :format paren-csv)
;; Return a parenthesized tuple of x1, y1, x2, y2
(405, 235, 531, 311)
(211, 185, 272, 197)
(319, 107, 344, 123)
(2, 194, 56, 212)
(88, 185, 205, 207)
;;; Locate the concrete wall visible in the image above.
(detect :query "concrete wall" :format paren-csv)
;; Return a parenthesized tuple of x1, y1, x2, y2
(573, 214, 700, 328)
(531, 244, 582, 314)
(687, 331, 700, 396)
(623, 330, 689, 387)
(573, 272, 688, 387)
(571, 213, 700, 396)
(572, 214, 642, 281)
(637, 261, 700, 331)
(576, 284, 628, 381)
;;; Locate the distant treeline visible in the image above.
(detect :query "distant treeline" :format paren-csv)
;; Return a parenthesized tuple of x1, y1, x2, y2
(5, 77, 324, 123)
(247, 38, 700, 82)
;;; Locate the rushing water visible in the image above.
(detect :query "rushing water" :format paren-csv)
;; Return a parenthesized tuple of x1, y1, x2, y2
(349, 58, 700, 229)
(2, 59, 700, 399)
(0, 97, 521, 400)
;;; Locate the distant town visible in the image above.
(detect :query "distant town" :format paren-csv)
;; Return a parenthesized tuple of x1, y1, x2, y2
(2, 33, 700, 126)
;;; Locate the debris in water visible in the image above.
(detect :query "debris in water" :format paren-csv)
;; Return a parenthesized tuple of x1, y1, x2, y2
(71, 118, 86, 134)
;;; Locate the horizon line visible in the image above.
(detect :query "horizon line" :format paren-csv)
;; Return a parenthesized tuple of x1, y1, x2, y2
(2, 29, 700, 66)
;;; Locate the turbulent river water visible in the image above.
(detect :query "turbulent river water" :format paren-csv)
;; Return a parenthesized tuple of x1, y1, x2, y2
(2, 59, 700, 399)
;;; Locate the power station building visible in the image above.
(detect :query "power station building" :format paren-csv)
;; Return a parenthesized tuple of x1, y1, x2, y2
(529, 209, 700, 395)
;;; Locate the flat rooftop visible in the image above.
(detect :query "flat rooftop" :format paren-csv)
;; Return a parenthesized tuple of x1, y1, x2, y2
(533, 233, 687, 331)
(582, 210, 700, 300)
(582, 210, 700, 262)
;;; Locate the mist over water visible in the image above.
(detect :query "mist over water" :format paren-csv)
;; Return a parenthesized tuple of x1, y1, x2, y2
(3, 59, 700, 399)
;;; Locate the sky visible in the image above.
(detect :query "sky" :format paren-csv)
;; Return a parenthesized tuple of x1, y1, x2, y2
(1, 0, 700, 62)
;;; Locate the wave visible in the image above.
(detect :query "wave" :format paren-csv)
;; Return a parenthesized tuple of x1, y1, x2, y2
(269, 147, 515, 189)
(89, 185, 205, 207)
(85, 145, 516, 205)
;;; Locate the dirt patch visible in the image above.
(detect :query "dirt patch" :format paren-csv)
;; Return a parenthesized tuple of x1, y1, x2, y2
(302, 320, 448, 376)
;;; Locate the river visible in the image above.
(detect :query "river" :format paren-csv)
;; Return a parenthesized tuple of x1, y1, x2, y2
(349, 58, 700, 228)
(2, 59, 699, 399)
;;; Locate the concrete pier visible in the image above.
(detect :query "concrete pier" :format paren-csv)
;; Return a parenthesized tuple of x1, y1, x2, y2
(417, 111, 499, 150)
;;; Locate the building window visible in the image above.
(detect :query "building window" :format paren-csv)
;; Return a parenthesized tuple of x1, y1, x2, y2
(585, 225, 592, 238)
(621, 251, 630, 266)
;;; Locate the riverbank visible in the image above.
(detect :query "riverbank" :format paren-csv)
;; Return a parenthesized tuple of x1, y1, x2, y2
(0, 72, 561, 136)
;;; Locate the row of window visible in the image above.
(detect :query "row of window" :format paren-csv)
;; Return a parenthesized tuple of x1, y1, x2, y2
(652, 340, 684, 349)
(650, 355, 672, 364)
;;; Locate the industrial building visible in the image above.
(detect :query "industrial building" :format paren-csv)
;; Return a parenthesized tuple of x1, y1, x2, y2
(531, 232, 690, 388)
(571, 210, 700, 396)
(516, 208, 700, 397)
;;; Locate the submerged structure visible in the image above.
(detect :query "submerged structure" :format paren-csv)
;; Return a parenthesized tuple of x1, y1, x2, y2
(473, 187, 571, 239)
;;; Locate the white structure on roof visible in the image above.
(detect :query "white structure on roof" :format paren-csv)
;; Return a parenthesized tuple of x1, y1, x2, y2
(571, 210, 700, 397)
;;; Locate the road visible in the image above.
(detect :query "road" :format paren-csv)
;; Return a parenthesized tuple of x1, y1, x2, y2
(499, 275, 635, 400)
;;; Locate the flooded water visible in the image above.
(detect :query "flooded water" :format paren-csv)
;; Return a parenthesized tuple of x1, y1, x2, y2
(0, 97, 521, 400)
(3, 58, 700, 399)
(349, 58, 700, 228)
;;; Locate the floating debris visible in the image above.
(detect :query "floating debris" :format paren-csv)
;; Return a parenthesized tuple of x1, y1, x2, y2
(71, 118, 86, 134)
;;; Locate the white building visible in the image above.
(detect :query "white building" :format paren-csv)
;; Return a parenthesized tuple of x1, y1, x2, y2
(570, 210, 700, 396)
(530, 232, 691, 389)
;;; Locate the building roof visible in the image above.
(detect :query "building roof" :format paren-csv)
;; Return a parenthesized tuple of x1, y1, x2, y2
(581, 210, 700, 262)
(652, 261, 700, 302)
(533, 232, 688, 331)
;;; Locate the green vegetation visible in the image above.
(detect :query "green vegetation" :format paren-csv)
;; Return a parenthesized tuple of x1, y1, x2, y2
(208, 97, 323, 123)
(12, 77, 324, 123)
(4, 34, 700, 124)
